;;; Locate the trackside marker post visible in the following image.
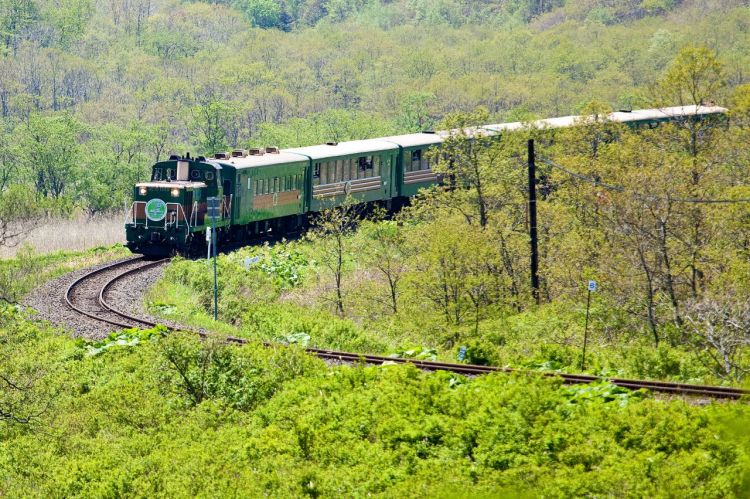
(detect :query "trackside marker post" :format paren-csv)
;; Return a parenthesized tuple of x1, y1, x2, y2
(582, 280, 597, 370)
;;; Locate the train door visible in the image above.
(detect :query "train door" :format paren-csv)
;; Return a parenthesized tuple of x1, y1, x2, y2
(223, 179, 233, 220)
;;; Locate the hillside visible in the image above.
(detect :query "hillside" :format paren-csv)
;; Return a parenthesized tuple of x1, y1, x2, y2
(0, 1, 746, 212)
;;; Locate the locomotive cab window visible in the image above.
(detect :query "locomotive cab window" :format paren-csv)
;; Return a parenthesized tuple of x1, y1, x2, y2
(313, 163, 321, 186)
(205, 171, 214, 180)
(153, 168, 162, 181)
(191, 170, 201, 180)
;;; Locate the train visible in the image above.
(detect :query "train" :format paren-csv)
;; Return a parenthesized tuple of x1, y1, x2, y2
(125, 105, 727, 257)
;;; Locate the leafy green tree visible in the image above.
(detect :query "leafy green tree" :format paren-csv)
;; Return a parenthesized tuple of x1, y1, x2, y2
(309, 199, 361, 316)
(0, 0, 37, 54)
(236, 0, 283, 28)
(359, 217, 412, 314)
(18, 113, 84, 199)
(0, 184, 42, 249)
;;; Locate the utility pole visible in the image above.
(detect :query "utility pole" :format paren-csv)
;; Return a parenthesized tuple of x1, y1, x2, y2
(528, 139, 540, 304)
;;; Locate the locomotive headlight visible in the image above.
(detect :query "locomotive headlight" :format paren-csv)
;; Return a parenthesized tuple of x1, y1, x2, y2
(139, 186, 147, 196)
(170, 188, 180, 197)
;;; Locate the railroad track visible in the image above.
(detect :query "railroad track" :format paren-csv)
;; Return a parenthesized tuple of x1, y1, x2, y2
(64, 258, 749, 401)
(64, 257, 170, 330)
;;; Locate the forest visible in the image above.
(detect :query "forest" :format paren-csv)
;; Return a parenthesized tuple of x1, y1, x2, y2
(1, 0, 750, 495)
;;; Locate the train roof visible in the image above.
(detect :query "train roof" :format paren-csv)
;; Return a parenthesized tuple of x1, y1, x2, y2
(214, 151, 309, 170)
(201, 105, 727, 170)
(380, 132, 445, 148)
(483, 105, 728, 132)
(285, 138, 398, 160)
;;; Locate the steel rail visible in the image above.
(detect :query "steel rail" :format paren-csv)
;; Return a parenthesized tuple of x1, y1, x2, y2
(98, 258, 170, 326)
(68, 258, 748, 401)
(65, 257, 167, 330)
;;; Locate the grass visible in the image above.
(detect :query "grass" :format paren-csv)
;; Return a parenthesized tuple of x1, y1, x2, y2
(0, 244, 131, 303)
(0, 213, 125, 258)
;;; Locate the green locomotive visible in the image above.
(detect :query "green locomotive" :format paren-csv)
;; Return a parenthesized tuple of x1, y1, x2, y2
(125, 105, 727, 256)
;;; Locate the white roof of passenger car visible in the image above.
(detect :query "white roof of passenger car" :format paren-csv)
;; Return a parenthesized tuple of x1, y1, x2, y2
(380, 133, 445, 148)
(285, 138, 399, 160)
(203, 105, 727, 169)
(483, 105, 728, 132)
(216, 152, 309, 169)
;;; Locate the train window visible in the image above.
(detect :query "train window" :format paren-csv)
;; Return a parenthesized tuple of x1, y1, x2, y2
(372, 156, 380, 177)
(313, 163, 320, 186)
(153, 168, 162, 180)
(421, 152, 430, 171)
(205, 171, 214, 180)
(318, 163, 326, 184)
(411, 150, 421, 172)
(334, 159, 343, 182)
(326, 162, 334, 184)
(191, 170, 201, 180)
(272, 177, 277, 192)
(357, 156, 371, 178)
(296, 174, 302, 189)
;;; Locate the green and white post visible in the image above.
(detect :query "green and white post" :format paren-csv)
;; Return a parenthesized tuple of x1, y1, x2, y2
(207, 197, 221, 321)
(581, 280, 596, 371)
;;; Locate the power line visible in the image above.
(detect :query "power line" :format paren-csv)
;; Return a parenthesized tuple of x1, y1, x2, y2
(538, 157, 750, 204)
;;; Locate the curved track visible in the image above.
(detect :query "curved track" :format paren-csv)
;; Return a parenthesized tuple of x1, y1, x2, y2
(65, 257, 169, 330)
(64, 258, 749, 401)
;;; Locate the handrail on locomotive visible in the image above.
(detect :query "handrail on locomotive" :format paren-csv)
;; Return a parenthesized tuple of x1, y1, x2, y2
(125, 201, 194, 230)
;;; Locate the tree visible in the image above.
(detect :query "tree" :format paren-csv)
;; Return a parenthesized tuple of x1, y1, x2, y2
(359, 216, 412, 314)
(685, 296, 750, 381)
(18, 113, 84, 199)
(309, 199, 361, 316)
(236, 0, 283, 29)
(396, 92, 437, 133)
(0, 184, 43, 250)
(652, 47, 727, 299)
(431, 107, 519, 228)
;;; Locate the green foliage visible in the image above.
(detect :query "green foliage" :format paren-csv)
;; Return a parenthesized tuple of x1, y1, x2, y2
(0, 244, 128, 303)
(79, 326, 167, 357)
(2, 313, 749, 495)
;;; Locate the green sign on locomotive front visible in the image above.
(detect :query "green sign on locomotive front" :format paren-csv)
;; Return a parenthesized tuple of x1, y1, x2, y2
(145, 198, 167, 222)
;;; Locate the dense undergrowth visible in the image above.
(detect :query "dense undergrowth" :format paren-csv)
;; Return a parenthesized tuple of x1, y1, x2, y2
(147, 231, 734, 386)
(1, 305, 749, 496)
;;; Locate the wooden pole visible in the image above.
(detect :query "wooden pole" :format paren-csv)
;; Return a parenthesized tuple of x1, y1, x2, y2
(528, 139, 540, 304)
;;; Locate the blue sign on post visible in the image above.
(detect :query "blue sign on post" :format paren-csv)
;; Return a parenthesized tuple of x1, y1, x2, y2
(206, 196, 221, 221)
(588, 280, 597, 292)
(457, 346, 467, 362)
